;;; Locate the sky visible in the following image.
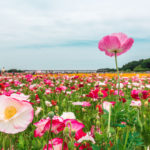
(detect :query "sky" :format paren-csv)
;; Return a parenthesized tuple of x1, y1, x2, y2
(0, 0, 150, 70)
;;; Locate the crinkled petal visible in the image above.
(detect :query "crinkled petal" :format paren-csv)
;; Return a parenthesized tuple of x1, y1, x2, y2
(64, 119, 85, 132)
(121, 38, 134, 52)
(98, 35, 121, 52)
(111, 32, 128, 45)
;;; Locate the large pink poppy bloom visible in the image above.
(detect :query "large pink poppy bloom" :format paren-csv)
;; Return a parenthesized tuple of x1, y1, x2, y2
(0, 95, 34, 134)
(34, 116, 65, 137)
(98, 32, 134, 56)
(43, 138, 68, 150)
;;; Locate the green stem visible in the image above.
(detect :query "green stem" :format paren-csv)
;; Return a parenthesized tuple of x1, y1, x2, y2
(123, 128, 129, 150)
(9, 135, 12, 150)
(47, 119, 54, 150)
(107, 104, 112, 137)
(3, 134, 5, 150)
(115, 52, 120, 99)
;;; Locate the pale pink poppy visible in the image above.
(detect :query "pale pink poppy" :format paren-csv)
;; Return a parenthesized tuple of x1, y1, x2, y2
(10, 93, 30, 102)
(45, 89, 52, 95)
(77, 132, 95, 144)
(61, 112, 76, 119)
(29, 84, 37, 91)
(72, 101, 91, 107)
(43, 138, 68, 150)
(82, 102, 91, 107)
(98, 32, 134, 56)
(0, 95, 34, 134)
(103, 101, 115, 112)
(35, 107, 43, 117)
(114, 90, 124, 96)
(130, 100, 141, 107)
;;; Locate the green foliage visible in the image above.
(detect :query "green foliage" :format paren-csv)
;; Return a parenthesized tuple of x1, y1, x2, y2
(121, 58, 150, 72)
(7, 69, 23, 73)
(97, 68, 116, 72)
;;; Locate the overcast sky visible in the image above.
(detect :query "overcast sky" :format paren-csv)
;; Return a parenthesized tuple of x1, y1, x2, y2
(0, 0, 150, 70)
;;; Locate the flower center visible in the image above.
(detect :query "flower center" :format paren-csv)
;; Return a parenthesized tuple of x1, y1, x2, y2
(108, 49, 122, 53)
(4, 106, 17, 120)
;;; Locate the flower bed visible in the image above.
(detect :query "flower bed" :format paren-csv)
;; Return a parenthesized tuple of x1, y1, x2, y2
(0, 73, 150, 149)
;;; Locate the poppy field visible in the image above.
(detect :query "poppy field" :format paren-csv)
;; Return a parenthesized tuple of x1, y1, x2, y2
(0, 72, 150, 150)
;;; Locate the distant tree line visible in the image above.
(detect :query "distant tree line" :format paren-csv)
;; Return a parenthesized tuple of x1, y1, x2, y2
(97, 58, 150, 72)
(121, 58, 150, 72)
(7, 69, 23, 73)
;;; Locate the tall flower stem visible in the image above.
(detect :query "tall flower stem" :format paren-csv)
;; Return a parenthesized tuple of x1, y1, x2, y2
(107, 104, 112, 137)
(123, 128, 129, 150)
(9, 135, 12, 150)
(47, 119, 54, 150)
(115, 52, 120, 99)
(3, 134, 6, 150)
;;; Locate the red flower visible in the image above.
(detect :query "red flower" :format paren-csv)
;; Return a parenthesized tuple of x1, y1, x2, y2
(0, 83, 5, 90)
(109, 89, 114, 95)
(119, 98, 127, 103)
(141, 90, 148, 99)
(75, 129, 86, 141)
(78, 84, 84, 88)
(86, 88, 99, 99)
(35, 94, 40, 103)
(96, 104, 103, 114)
(70, 86, 76, 90)
(51, 100, 57, 106)
(131, 90, 140, 100)
(109, 140, 113, 147)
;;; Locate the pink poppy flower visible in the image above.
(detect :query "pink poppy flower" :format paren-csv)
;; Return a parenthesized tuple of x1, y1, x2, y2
(130, 100, 141, 107)
(98, 32, 134, 56)
(43, 138, 68, 150)
(34, 116, 65, 137)
(44, 79, 53, 86)
(56, 86, 67, 92)
(131, 90, 140, 100)
(77, 133, 95, 144)
(141, 90, 148, 99)
(114, 90, 124, 96)
(0, 95, 34, 134)
(25, 74, 33, 79)
(61, 112, 76, 119)
(72, 101, 91, 107)
(75, 129, 87, 141)
(103, 101, 115, 112)
(10, 93, 30, 102)
(121, 122, 127, 125)
(82, 102, 91, 107)
(86, 88, 99, 99)
(34, 118, 50, 137)
(45, 89, 52, 95)
(64, 119, 85, 132)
